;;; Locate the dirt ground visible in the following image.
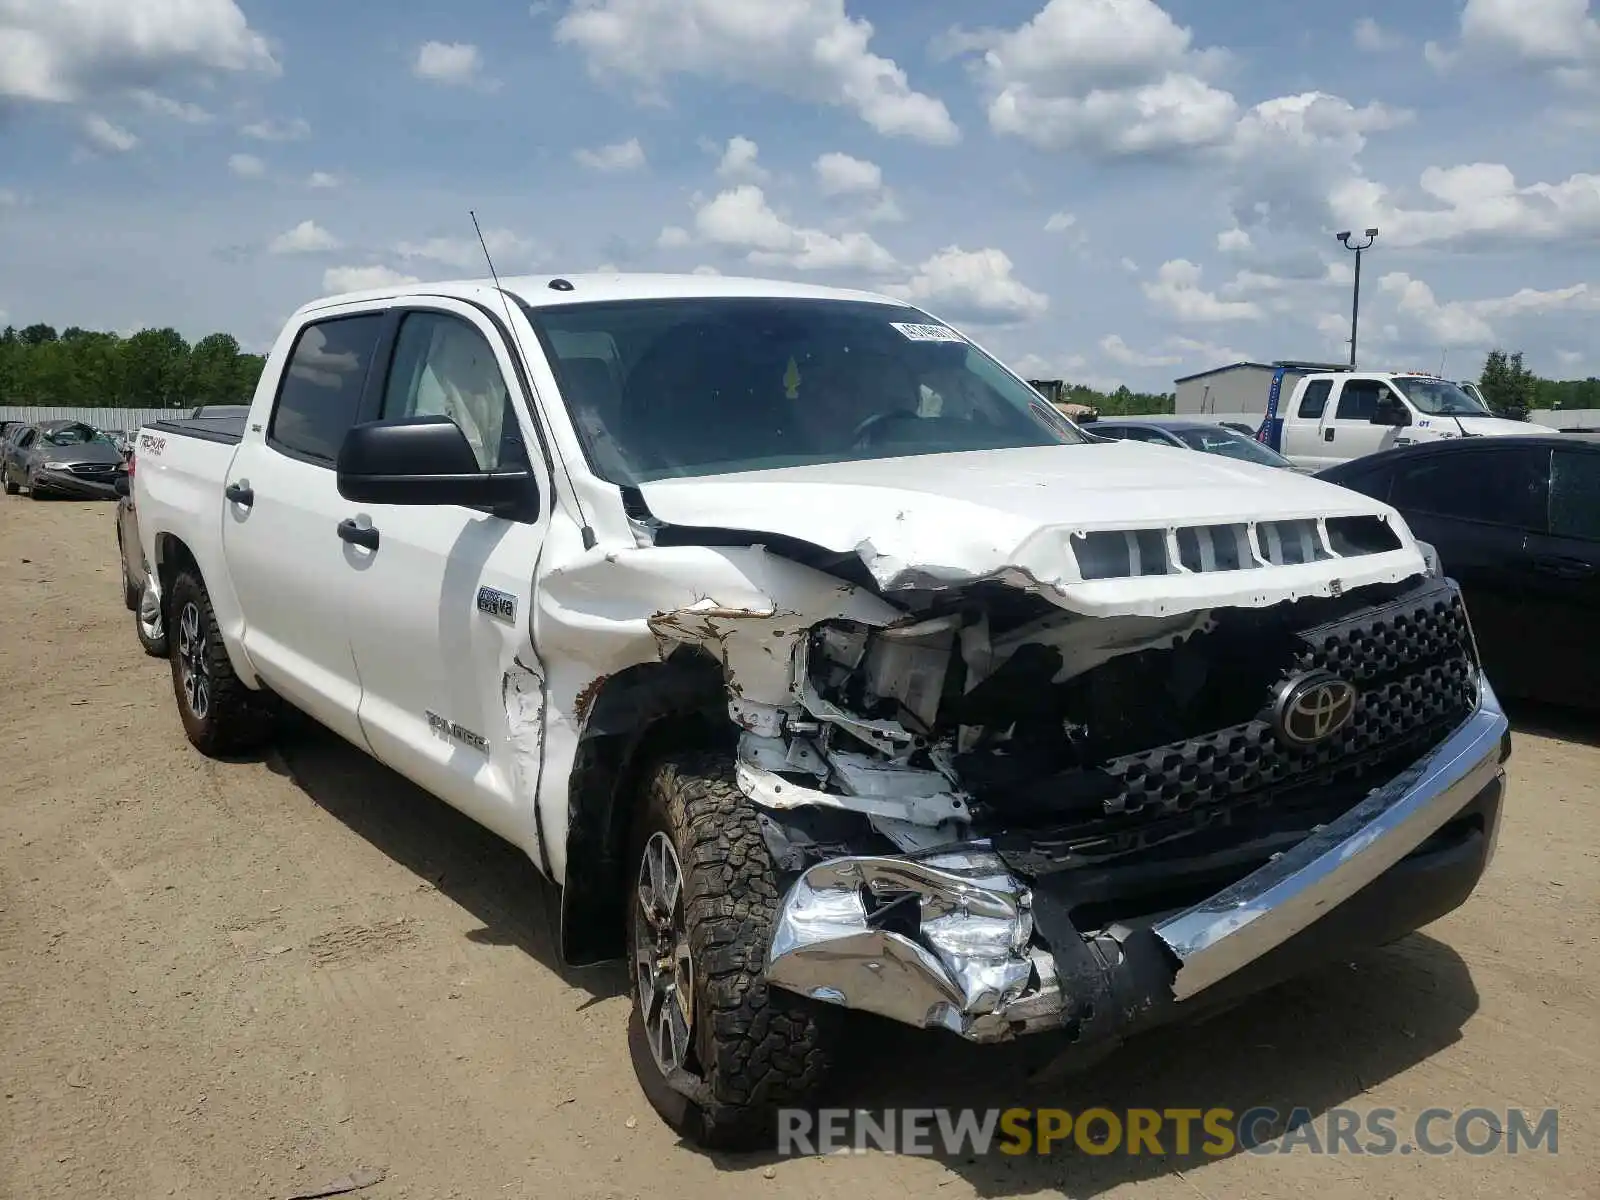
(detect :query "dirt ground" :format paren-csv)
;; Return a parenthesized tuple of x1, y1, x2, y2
(1, 494, 1595, 1200)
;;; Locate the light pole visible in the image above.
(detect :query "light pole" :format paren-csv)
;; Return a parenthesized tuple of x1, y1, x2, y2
(1336, 228, 1378, 369)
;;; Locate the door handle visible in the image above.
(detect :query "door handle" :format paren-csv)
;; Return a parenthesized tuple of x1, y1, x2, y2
(224, 482, 254, 506)
(337, 518, 380, 551)
(1531, 555, 1593, 580)
(1323, 428, 1336, 442)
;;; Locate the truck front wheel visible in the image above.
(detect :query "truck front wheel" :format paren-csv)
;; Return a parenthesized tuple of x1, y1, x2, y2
(167, 569, 276, 756)
(625, 750, 836, 1149)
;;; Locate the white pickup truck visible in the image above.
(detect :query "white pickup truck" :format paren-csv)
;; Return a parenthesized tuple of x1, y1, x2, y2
(1258, 369, 1533, 471)
(132, 273, 1511, 1147)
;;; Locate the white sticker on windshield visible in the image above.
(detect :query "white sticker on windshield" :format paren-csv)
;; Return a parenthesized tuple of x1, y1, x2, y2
(891, 322, 966, 343)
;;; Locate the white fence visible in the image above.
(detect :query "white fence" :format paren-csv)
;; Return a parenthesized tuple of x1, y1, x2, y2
(0, 406, 190, 430)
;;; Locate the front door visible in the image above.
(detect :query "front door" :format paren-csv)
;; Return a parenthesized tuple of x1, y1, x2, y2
(342, 302, 554, 853)
(1318, 378, 1404, 464)
(220, 310, 388, 748)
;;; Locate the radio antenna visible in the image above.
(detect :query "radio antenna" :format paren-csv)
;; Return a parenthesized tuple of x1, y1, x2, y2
(470, 209, 595, 548)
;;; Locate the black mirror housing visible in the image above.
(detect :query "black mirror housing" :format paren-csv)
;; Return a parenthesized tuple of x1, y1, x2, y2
(1370, 399, 1411, 427)
(336, 416, 538, 519)
(113, 475, 130, 498)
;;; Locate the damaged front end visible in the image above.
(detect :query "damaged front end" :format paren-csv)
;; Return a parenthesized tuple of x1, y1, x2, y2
(729, 560, 1509, 1049)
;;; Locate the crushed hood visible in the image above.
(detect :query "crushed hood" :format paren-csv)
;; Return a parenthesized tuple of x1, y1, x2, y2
(635, 442, 1429, 616)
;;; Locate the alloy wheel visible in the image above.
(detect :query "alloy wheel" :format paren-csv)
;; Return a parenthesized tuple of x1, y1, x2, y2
(633, 831, 695, 1077)
(176, 601, 211, 720)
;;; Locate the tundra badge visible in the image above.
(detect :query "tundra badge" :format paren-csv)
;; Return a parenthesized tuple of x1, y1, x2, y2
(426, 711, 489, 752)
(477, 586, 516, 623)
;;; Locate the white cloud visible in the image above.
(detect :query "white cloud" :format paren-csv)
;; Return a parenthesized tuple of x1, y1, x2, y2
(413, 40, 494, 88)
(1353, 18, 1403, 52)
(1043, 210, 1077, 233)
(1100, 333, 1180, 367)
(883, 245, 1049, 324)
(1143, 259, 1263, 322)
(1379, 274, 1496, 346)
(692, 264, 722, 275)
(554, 0, 959, 144)
(1216, 227, 1252, 252)
(814, 150, 903, 221)
(657, 225, 692, 248)
(1330, 163, 1600, 248)
(129, 90, 212, 122)
(694, 184, 899, 273)
(228, 152, 265, 178)
(815, 150, 881, 195)
(323, 266, 423, 294)
(716, 135, 767, 181)
(268, 220, 341, 255)
(241, 117, 310, 141)
(1430, 0, 1600, 74)
(1120, 257, 1139, 273)
(82, 113, 137, 152)
(0, 0, 277, 105)
(1381, 271, 1600, 347)
(397, 229, 541, 270)
(306, 171, 340, 189)
(574, 136, 647, 172)
(952, 0, 1239, 156)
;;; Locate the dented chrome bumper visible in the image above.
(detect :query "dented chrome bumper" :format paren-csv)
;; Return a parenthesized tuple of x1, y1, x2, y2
(763, 674, 1510, 1041)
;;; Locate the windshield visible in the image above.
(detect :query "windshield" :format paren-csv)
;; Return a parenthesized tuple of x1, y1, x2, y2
(1171, 424, 1292, 467)
(520, 297, 1090, 483)
(44, 424, 114, 447)
(1391, 376, 1490, 416)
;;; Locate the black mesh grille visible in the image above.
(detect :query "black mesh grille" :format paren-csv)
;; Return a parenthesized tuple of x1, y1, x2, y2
(1101, 582, 1477, 817)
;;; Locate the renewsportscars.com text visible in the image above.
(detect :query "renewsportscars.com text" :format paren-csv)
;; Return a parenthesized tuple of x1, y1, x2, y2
(777, 1106, 1560, 1158)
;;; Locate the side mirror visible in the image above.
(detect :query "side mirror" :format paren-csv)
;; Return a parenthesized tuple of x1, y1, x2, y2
(1370, 396, 1411, 427)
(113, 475, 130, 498)
(336, 416, 538, 520)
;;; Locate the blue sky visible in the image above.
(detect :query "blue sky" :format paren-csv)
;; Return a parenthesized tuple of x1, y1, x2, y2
(2, 0, 1598, 392)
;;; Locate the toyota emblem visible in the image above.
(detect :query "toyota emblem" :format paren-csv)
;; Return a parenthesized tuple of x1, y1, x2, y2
(1271, 670, 1358, 748)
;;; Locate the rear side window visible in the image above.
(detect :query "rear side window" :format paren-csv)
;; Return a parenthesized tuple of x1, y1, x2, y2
(1389, 447, 1549, 530)
(1297, 380, 1333, 419)
(1550, 449, 1600, 541)
(268, 314, 384, 464)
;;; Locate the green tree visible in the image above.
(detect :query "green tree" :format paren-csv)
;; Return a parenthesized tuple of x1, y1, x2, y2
(1479, 349, 1536, 421)
(120, 327, 191, 408)
(187, 332, 245, 406)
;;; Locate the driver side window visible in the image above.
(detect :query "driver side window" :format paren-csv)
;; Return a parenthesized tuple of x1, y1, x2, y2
(382, 312, 528, 471)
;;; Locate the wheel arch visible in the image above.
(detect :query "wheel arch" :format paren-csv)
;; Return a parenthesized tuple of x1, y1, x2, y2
(558, 647, 733, 967)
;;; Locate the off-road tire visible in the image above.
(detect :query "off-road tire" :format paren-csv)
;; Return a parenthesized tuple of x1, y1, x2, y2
(625, 750, 836, 1150)
(2, 471, 17, 496)
(167, 569, 276, 756)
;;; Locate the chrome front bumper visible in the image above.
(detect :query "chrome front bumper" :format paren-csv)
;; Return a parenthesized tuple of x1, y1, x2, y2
(763, 674, 1510, 1040)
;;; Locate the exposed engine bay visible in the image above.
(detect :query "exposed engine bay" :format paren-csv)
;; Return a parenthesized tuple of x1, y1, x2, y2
(742, 571, 1479, 872)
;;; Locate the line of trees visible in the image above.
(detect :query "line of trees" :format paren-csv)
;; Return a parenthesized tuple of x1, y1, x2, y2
(5, 320, 1596, 420)
(0, 324, 265, 410)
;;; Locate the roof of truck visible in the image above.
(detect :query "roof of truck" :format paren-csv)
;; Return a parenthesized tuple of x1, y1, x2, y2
(300, 272, 906, 316)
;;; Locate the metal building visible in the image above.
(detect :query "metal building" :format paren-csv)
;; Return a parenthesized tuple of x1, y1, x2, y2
(1174, 360, 1346, 416)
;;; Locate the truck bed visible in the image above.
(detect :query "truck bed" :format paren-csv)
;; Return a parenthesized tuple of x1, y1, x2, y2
(142, 413, 247, 446)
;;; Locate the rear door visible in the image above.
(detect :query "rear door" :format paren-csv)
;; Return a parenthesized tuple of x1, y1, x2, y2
(219, 308, 388, 748)
(1385, 444, 1550, 701)
(341, 300, 555, 852)
(1318, 378, 1402, 464)
(1521, 444, 1600, 709)
(1282, 379, 1335, 467)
